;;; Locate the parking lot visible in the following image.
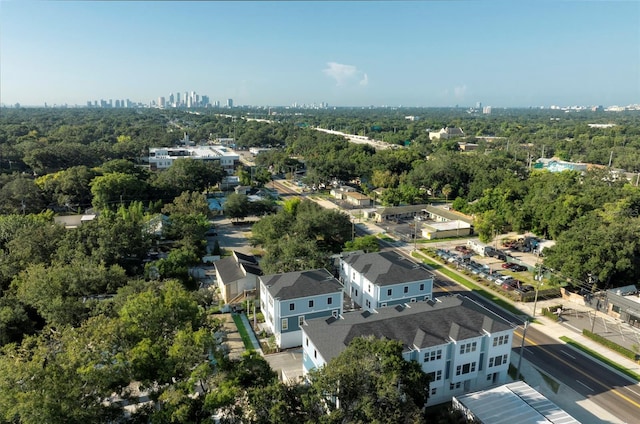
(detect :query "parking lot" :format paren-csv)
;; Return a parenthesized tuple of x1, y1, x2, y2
(434, 248, 536, 296)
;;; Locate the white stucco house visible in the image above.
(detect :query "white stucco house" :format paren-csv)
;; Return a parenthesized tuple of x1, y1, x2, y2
(260, 268, 343, 349)
(301, 294, 515, 405)
(339, 251, 434, 311)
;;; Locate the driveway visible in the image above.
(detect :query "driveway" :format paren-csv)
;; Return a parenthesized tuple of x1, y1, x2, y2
(264, 350, 304, 383)
(208, 216, 257, 256)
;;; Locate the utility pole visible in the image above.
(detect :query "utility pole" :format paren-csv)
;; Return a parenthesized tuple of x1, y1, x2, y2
(517, 320, 529, 380)
(532, 263, 543, 317)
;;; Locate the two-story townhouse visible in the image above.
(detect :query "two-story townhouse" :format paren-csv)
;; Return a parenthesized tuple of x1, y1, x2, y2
(260, 268, 343, 349)
(301, 295, 514, 405)
(339, 251, 434, 311)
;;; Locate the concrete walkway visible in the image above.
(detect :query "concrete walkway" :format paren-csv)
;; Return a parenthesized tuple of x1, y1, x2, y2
(219, 313, 246, 360)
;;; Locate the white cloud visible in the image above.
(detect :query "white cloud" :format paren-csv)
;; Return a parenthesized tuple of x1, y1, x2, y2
(323, 62, 368, 87)
(454, 84, 467, 99)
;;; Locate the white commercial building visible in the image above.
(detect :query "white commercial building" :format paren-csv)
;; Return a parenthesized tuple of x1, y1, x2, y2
(148, 145, 239, 174)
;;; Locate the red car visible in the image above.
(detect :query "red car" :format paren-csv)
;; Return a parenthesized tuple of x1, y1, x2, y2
(501, 263, 515, 269)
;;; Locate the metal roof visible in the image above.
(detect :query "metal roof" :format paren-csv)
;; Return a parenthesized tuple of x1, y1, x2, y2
(454, 381, 581, 424)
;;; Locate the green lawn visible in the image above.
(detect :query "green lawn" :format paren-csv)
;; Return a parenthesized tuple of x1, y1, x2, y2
(231, 313, 254, 351)
(559, 336, 640, 382)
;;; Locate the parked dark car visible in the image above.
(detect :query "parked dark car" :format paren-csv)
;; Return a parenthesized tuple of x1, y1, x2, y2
(511, 264, 528, 272)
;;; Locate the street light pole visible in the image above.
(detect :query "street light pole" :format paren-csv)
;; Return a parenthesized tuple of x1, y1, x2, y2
(517, 320, 529, 380)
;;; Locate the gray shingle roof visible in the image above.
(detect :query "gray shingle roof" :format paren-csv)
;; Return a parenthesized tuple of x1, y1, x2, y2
(261, 268, 343, 300)
(303, 295, 512, 363)
(215, 251, 262, 284)
(344, 251, 434, 286)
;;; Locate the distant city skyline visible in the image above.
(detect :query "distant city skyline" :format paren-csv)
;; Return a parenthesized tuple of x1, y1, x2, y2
(1, 1, 639, 108)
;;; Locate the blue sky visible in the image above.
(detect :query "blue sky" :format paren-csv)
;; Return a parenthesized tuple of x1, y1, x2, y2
(1, 1, 639, 107)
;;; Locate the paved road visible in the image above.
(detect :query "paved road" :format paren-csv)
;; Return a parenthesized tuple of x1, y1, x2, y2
(235, 181, 640, 422)
(515, 326, 640, 424)
(376, 237, 640, 424)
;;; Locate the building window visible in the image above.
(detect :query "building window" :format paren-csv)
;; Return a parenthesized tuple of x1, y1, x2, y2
(306, 337, 309, 346)
(314, 349, 317, 358)
(368, 284, 371, 293)
(490, 354, 508, 368)
(424, 349, 442, 362)
(431, 387, 437, 396)
(456, 362, 476, 376)
(289, 303, 295, 311)
(309, 300, 314, 308)
(449, 382, 461, 390)
(410, 298, 416, 303)
(332, 310, 338, 318)
(459, 342, 477, 354)
(381, 302, 387, 307)
(487, 374, 493, 381)
(427, 370, 443, 382)
(355, 290, 358, 297)
(387, 288, 392, 296)
(419, 283, 424, 291)
(493, 335, 509, 347)
(404, 286, 409, 293)
(299, 316, 305, 326)
(327, 297, 333, 305)
(365, 299, 371, 308)
(281, 319, 288, 331)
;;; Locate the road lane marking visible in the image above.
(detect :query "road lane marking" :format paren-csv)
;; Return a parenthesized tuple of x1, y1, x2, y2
(624, 386, 640, 395)
(514, 329, 640, 411)
(560, 350, 576, 359)
(576, 380, 594, 392)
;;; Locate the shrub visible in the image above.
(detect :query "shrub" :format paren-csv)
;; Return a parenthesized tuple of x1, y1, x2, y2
(583, 329, 639, 361)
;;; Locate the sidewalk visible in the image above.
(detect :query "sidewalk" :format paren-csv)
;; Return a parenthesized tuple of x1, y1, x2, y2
(415, 248, 640, 383)
(304, 190, 640, 382)
(517, 298, 640, 382)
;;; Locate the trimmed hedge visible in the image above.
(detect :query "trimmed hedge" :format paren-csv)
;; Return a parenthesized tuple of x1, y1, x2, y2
(583, 329, 640, 361)
(541, 306, 562, 322)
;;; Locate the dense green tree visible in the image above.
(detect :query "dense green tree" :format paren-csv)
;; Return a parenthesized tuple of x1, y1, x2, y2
(151, 158, 226, 199)
(12, 259, 128, 327)
(224, 193, 251, 221)
(35, 165, 97, 209)
(344, 234, 380, 253)
(0, 173, 47, 214)
(307, 336, 429, 424)
(90, 172, 148, 210)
